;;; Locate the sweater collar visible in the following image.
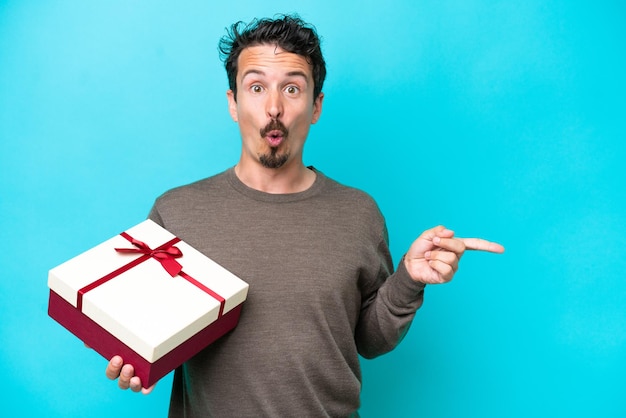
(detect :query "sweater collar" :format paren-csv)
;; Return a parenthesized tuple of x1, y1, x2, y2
(226, 166, 326, 203)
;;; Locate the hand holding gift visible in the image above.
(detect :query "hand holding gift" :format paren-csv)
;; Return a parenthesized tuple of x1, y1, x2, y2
(49, 220, 249, 389)
(106, 355, 155, 394)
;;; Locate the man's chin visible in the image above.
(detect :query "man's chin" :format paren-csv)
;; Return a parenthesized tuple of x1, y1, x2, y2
(259, 153, 289, 169)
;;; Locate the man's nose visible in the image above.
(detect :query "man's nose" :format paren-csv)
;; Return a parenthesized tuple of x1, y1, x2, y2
(266, 89, 283, 119)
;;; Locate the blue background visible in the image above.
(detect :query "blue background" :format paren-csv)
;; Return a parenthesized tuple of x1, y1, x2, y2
(1, 1, 625, 416)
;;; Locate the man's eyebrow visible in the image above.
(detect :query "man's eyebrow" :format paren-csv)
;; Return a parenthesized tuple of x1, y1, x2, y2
(240, 69, 309, 81)
(241, 69, 265, 79)
(285, 70, 308, 79)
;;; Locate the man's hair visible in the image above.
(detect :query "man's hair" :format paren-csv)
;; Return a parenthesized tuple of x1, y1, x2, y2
(218, 14, 326, 101)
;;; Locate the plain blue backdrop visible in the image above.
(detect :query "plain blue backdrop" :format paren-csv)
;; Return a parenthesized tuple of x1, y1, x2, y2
(1, 1, 625, 417)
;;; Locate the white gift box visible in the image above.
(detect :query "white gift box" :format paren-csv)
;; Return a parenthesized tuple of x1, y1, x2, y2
(48, 219, 249, 388)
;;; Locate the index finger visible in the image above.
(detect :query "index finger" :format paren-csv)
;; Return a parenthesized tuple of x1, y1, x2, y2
(459, 238, 505, 254)
(105, 355, 124, 380)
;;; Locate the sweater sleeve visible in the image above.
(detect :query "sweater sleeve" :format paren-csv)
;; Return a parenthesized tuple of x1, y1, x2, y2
(355, 235, 426, 359)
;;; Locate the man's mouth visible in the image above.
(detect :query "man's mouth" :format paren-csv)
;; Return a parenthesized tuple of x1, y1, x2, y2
(261, 120, 288, 148)
(265, 130, 284, 147)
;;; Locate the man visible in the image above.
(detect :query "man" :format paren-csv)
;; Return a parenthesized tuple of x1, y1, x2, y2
(105, 15, 504, 417)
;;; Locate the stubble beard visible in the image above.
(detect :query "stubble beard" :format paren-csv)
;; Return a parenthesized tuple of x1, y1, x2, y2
(259, 149, 289, 169)
(259, 119, 290, 169)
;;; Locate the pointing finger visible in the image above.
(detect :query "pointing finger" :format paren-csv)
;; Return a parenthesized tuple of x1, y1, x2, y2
(459, 238, 505, 253)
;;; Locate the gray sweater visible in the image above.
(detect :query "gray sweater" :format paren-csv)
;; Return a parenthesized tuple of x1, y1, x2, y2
(149, 167, 425, 417)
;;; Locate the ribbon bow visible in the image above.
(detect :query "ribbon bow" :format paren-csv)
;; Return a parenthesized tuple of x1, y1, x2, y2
(76, 231, 224, 314)
(115, 235, 183, 277)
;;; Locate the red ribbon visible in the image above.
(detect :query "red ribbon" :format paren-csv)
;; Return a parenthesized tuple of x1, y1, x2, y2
(77, 231, 225, 317)
(115, 232, 183, 277)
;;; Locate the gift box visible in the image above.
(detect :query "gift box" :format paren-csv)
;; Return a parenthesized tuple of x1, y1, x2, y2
(48, 219, 249, 388)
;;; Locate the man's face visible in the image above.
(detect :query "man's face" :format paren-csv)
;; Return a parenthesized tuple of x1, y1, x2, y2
(227, 44, 324, 170)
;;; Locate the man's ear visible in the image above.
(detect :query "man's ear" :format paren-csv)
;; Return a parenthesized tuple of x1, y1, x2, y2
(226, 90, 238, 122)
(311, 92, 324, 124)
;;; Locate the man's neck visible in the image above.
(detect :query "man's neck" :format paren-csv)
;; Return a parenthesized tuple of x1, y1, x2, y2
(234, 162, 316, 194)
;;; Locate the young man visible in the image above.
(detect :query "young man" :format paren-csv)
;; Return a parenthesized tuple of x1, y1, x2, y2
(105, 15, 504, 417)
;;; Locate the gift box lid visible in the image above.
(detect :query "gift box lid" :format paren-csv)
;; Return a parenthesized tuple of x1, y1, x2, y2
(48, 219, 249, 362)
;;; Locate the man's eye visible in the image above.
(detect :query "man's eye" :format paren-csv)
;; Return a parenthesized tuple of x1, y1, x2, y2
(251, 85, 263, 93)
(285, 86, 299, 94)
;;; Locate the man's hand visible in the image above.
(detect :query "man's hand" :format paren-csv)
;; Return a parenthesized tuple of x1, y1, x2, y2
(404, 225, 505, 285)
(105, 355, 156, 395)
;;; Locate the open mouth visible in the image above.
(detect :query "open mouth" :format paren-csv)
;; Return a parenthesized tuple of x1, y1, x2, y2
(265, 130, 284, 147)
